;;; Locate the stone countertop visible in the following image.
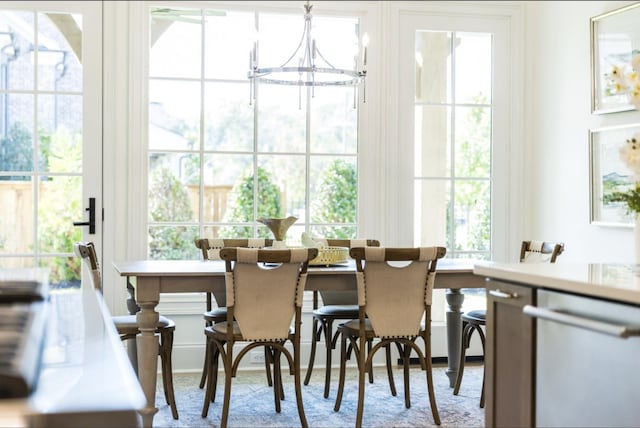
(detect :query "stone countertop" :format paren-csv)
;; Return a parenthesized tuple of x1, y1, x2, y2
(473, 262, 640, 306)
(0, 287, 145, 427)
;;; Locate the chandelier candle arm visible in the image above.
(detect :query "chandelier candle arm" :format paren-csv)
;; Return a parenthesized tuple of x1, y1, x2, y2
(247, 0, 367, 106)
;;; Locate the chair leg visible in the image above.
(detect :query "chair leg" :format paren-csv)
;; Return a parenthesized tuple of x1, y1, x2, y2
(333, 332, 348, 412)
(366, 339, 374, 384)
(200, 318, 213, 389)
(453, 321, 471, 396)
(264, 346, 274, 387)
(267, 346, 285, 400)
(202, 338, 215, 417)
(355, 336, 367, 428)
(293, 339, 309, 428)
(210, 344, 220, 402)
(199, 336, 210, 389)
(160, 347, 170, 405)
(385, 343, 397, 396)
(304, 317, 320, 385)
(160, 330, 179, 420)
(402, 343, 411, 409)
(423, 332, 441, 426)
(323, 319, 335, 398)
(478, 326, 487, 408)
(272, 347, 282, 413)
(220, 344, 233, 428)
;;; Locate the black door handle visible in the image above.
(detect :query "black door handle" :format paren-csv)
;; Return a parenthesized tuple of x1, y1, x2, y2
(73, 197, 96, 234)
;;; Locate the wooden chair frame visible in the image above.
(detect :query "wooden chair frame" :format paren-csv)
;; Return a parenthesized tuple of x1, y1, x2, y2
(194, 238, 274, 391)
(519, 240, 565, 263)
(303, 238, 385, 398)
(333, 246, 446, 427)
(201, 247, 318, 428)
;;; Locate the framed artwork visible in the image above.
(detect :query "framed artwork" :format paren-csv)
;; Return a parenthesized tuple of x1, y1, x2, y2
(589, 124, 640, 227)
(590, 2, 640, 114)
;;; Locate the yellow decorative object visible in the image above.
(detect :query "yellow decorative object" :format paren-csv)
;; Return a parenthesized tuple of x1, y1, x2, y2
(309, 246, 349, 266)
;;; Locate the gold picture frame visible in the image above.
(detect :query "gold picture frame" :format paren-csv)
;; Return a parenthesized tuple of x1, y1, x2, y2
(589, 124, 640, 227)
(590, 2, 640, 114)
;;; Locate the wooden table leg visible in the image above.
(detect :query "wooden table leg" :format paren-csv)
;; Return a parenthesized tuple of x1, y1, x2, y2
(445, 288, 465, 387)
(135, 278, 160, 428)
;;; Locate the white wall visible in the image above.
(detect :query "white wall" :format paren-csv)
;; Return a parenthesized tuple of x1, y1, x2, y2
(524, 0, 639, 263)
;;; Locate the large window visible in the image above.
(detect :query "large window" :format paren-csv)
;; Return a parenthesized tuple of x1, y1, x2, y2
(147, 6, 361, 260)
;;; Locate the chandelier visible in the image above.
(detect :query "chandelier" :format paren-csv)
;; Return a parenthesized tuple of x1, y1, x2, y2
(248, 1, 368, 107)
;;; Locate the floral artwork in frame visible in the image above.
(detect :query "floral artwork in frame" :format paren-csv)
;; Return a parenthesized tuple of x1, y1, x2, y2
(590, 2, 640, 114)
(590, 124, 640, 227)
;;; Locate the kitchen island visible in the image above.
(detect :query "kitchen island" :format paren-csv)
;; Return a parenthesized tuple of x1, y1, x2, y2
(474, 262, 640, 428)
(0, 287, 145, 428)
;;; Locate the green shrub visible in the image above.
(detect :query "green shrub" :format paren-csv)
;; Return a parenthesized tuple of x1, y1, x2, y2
(148, 165, 198, 259)
(219, 166, 282, 238)
(311, 159, 356, 239)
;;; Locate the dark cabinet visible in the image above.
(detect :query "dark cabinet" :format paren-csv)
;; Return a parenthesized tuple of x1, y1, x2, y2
(485, 280, 535, 428)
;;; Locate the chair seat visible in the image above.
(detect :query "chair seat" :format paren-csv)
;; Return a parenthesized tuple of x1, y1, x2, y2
(342, 318, 421, 339)
(112, 314, 176, 335)
(461, 310, 486, 324)
(340, 319, 380, 339)
(203, 307, 227, 323)
(207, 322, 294, 338)
(314, 304, 359, 318)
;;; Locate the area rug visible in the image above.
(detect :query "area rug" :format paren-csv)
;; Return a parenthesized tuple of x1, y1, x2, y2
(153, 363, 485, 427)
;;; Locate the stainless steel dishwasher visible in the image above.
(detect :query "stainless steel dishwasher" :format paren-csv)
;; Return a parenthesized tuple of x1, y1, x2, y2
(523, 289, 640, 427)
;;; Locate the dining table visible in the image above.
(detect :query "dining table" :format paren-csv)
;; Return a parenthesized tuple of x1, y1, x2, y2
(112, 257, 484, 427)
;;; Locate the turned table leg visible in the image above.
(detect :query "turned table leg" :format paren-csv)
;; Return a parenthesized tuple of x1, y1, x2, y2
(134, 278, 160, 428)
(445, 288, 465, 388)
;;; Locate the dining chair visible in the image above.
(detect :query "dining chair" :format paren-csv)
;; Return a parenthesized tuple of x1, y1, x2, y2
(201, 247, 318, 428)
(74, 241, 179, 419)
(333, 246, 446, 427)
(194, 238, 274, 392)
(303, 238, 385, 399)
(453, 240, 565, 408)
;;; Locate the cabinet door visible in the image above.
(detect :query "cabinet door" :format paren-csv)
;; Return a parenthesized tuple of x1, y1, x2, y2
(485, 280, 535, 428)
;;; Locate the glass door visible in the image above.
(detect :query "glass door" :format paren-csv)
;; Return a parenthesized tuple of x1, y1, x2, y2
(398, 12, 512, 322)
(0, 1, 102, 288)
